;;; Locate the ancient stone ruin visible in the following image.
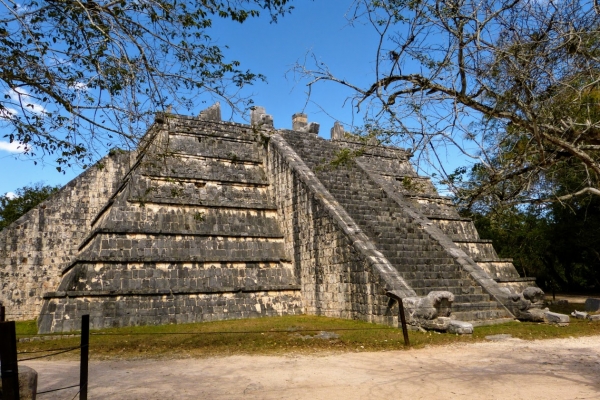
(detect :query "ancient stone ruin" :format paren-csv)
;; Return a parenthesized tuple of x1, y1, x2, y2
(0, 104, 550, 333)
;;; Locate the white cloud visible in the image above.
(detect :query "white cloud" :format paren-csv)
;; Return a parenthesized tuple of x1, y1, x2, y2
(0, 106, 17, 120)
(0, 140, 31, 153)
(6, 88, 47, 115)
(4, 191, 17, 199)
(70, 82, 88, 91)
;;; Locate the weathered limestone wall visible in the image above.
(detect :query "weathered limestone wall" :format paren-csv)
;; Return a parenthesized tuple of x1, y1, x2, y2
(0, 151, 133, 320)
(266, 133, 415, 325)
(41, 290, 302, 332)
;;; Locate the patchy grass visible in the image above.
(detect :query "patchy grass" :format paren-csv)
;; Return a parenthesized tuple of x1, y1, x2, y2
(15, 319, 38, 336)
(12, 315, 600, 361)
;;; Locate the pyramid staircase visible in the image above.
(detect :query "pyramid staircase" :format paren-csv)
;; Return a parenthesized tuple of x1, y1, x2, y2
(279, 131, 514, 324)
(372, 163, 537, 292)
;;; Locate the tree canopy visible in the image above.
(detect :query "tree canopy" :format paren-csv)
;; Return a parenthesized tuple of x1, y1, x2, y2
(299, 0, 600, 206)
(0, 0, 293, 169)
(0, 183, 59, 230)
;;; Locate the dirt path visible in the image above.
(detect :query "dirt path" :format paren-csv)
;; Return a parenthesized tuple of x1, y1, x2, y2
(25, 335, 600, 400)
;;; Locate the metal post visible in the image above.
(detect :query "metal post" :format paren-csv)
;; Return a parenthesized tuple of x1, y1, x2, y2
(0, 305, 5, 322)
(79, 315, 89, 400)
(0, 321, 21, 400)
(397, 298, 410, 346)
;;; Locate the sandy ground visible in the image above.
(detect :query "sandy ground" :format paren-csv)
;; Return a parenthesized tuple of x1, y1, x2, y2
(25, 335, 600, 400)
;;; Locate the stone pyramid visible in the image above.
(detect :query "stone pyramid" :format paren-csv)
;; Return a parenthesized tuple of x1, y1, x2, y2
(0, 105, 542, 333)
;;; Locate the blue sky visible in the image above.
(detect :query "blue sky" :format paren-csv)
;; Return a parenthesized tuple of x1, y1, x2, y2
(0, 1, 457, 196)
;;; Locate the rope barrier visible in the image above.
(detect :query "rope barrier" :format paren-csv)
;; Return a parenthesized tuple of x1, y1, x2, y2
(17, 346, 80, 355)
(90, 327, 394, 336)
(18, 346, 81, 362)
(37, 384, 80, 395)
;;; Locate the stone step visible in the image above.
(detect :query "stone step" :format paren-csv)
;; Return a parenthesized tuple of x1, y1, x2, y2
(126, 175, 274, 209)
(95, 204, 283, 239)
(398, 271, 471, 281)
(389, 263, 463, 273)
(77, 233, 287, 264)
(139, 155, 268, 184)
(126, 199, 278, 212)
(423, 215, 473, 222)
(453, 293, 493, 303)
(402, 278, 470, 289)
(455, 241, 498, 260)
(168, 133, 261, 162)
(358, 169, 421, 181)
(373, 172, 436, 189)
(62, 261, 297, 293)
(476, 260, 522, 281)
(170, 120, 258, 142)
(413, 286, 484, 296)
(407, 198, 462, 219)
(451, 309, 512, 322)
(431, 219, 481, 241)
(403, 193, 453, 201)
(327, 137, 412, 160)
(451, 301, 501, 312)
(474, 258, 514, 263)
(167, 152, 262, 165)
(468, 318, 516, 327)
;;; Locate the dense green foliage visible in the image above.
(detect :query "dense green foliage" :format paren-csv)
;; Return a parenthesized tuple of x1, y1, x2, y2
(461, 195, 600, 293)
(0, 183, 59, 231)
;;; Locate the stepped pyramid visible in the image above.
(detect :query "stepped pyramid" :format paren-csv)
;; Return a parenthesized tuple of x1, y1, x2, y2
(0, 104, 540, 333)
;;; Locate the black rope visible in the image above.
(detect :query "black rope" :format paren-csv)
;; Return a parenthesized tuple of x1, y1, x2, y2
(17, 346, 80, 355)
(91, 327, 393, 336)
(18, 346, 81, 362)
(70, 389, 82, 400)
(37, 384, 79, 395)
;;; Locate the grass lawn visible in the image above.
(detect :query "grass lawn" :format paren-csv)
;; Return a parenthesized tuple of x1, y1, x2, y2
(13, 311, 600, 361)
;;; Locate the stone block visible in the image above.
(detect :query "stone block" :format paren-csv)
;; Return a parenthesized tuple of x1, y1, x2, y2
(522, 286, 544, 303)
(448, 320, 473, 335)
(544, 311, 570, 325)
(584, 298, 600, 312)
(515, 307, 546, 322)
(421, 317, 451, 331)
(0, 365, 38, 400)
(587, 314, 600, 322)
(571, 310, 588, 319)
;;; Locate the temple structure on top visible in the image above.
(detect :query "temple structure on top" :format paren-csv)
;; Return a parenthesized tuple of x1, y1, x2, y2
(0, 104, 545, 333)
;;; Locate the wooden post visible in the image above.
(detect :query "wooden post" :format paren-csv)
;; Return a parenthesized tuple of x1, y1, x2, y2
(79, 315, 89, 400)
(397, 298, 410, 347)
(386, 291, 410, 347)
(0, 321, 21, 400)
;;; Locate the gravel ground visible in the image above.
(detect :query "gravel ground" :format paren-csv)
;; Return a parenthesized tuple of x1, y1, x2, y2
(25, 335, 600, 400)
